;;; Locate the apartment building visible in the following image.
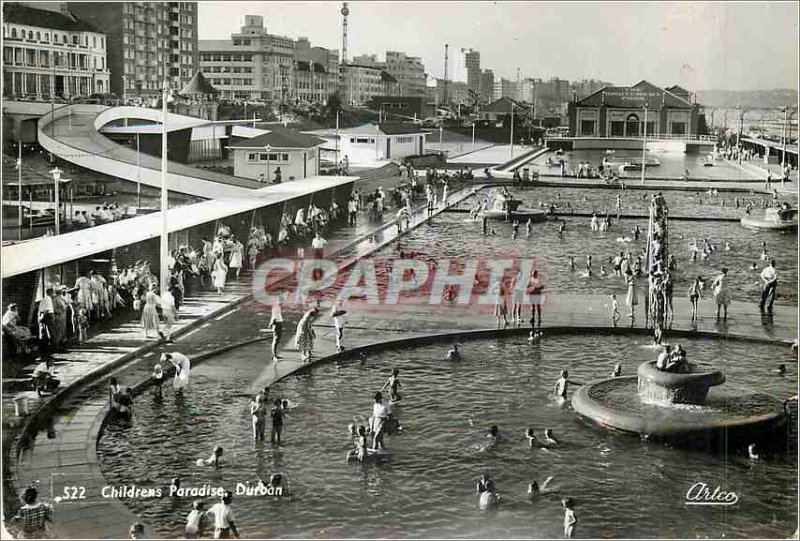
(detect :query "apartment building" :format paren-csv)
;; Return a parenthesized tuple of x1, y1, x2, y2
(3, 2, 110, 97)
(68, 2, 198, 98)
(198, 15, 293, 101)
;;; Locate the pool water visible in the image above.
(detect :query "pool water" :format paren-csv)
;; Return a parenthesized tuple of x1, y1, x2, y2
(482, 185, 794, 220)
(374, 207, 797, 304)
(98, 335, 797, 539)
(530, 149, 758, 181)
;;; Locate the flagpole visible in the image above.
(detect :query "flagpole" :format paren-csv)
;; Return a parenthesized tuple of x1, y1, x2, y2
(160, 80, 169, 295)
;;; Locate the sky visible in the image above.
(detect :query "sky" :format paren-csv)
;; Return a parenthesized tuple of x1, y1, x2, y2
(198, 1, 798, 91)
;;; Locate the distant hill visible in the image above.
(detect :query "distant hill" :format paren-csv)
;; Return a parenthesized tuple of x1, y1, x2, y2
(695, 89, 797, 109)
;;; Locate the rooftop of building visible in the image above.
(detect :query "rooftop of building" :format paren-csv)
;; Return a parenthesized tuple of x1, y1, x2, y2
(482, 96, 531, 113)
(576, 80, 694, 109)
(338, 122, 427, 136)
(227, 128, 327, 150)
(3, 3, 100, 33)
(179, 71, 218, 96)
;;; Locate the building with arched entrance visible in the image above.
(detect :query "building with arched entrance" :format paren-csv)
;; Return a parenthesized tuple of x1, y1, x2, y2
(567, 80, 703, 138)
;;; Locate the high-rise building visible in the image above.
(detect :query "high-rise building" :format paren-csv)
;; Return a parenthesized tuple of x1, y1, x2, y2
(3, 2, 110, 97)
(199, 15, 293, 101)
(384, 51, 425, 97)
(455, 47, 481, 95)
(340, 63, 399, 105)
(68, 1, 198, 98)
(350, 51, 425, 97)
(492, 78, 516, 101)
(479, 69, 494, 105)
(294, 37, 339, 104)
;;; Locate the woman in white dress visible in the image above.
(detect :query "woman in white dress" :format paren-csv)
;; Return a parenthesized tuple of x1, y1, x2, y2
(212, 254, 228, 294)
(294, 308, 318, 362)
(229, 238, 243, 279)
(163, 351, 191, 391)
(74, 270, 94, 314)
(710, 267, 731, 320)
(624, 269, 638, 318)
(141, 284, 162, 339)
(160, 289, 176, 341)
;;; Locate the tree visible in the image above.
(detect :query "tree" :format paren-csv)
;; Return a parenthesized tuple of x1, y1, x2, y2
(326, 92, 343, 120)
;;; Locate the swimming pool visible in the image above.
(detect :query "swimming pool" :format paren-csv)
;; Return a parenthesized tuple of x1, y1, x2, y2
(98, 334, 797, 538)
(529, 149, 759, 181)
(377, 206, 798, 304)
(488, 185, 793, 220)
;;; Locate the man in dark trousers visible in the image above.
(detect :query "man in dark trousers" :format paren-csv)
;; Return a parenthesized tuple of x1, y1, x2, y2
(759, 259, 778, 314)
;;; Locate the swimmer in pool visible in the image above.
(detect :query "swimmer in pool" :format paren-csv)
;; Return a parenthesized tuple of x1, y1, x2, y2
(612, 362, 622, 377)
(196, 446, 223, 468)
(382, 369, 402, 402)
(553, 369, 581, 399)
(346, 425, 369, 462)
(525, 428, 537, 447)
(528, 330, 541, 344)
(562, 497, 577, 538)
(527, 476, 554, 498)
(774, 364, 787, 376)
(487, 425, 500, 440)
(747, 443, 759, 461)
(543, 429, 559, 446)
(600, 265, 607, 278)
(477, 478, 500, 509)
(568, 257, 576, 272)
(446, 344, 461, 361)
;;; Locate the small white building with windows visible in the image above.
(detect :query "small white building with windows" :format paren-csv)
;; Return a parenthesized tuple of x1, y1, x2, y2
(227, 129, 326, 182)
(335, 123, 427, 164)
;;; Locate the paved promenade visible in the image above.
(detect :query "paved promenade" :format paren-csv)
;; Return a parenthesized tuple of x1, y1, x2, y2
(3, 180, 797, 538)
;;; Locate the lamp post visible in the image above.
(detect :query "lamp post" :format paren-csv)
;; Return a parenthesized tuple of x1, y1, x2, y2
(737, 105, 746, 164)
(17, 142, 22, 240)
(641, 102, 648, 185)
(472, 120, 476, 151)
(159, 79, 169, 295)
(510, 100, 515, 159)
(265, 144, 272, 183)
(49, 167, 62, 234)
(136, 132, 142, 209)
(780, 106, 790, 181)
(335, 109, 340, 173)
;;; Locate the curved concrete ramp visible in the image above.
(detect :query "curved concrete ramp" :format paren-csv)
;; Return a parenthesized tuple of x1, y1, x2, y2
(37, 104, 258, 199)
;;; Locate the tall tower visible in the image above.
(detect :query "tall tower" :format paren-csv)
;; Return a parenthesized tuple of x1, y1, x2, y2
(341, 3, 349, 63)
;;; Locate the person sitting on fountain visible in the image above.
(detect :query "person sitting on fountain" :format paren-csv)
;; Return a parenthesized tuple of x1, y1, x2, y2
(656, 344, 672, 371)
(665, 345, 690, 374)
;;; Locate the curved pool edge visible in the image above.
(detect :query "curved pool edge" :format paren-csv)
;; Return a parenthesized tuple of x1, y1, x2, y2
(13, 325, 794, 539)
